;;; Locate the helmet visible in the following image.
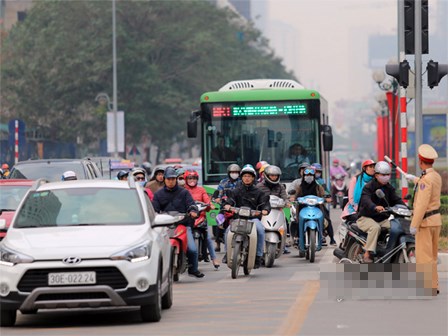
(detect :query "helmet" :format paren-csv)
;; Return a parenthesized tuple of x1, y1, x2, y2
(298, 162, 310, 173)
(184, 169, 199, 179)
(255, 161, 268, 171)
(263, 165, 282, 184)
(132, 167, 147, 182)
(62, 170, 77, 181)
(333, 158, 339, 164)
(227, 164, 241, 174)
(259, 163, 269, 175)
(362, 159, 375, 169)
(117, 170, 129, 180)
(142, 161, 152, 175)
(374, 161, 391, 174)
(312, 163, 322, 171)
(1, 163, 9, 170)
(164, 166, 178, 179)
(176, 168, 185, 177)
(240, 164, 256, 177)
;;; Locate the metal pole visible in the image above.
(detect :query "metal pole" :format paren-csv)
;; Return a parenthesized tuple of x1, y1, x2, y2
(414, 0, 423, 175)
(112, 0, 118, 158)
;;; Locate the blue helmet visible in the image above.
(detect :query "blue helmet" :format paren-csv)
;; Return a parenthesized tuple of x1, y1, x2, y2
(164, 166, 178, 179)
(312, 163, 322, 171)
(117, 170, 129, 180)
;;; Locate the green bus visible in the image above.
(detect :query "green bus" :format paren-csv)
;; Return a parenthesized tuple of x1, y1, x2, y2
(188, 79, 333, 189)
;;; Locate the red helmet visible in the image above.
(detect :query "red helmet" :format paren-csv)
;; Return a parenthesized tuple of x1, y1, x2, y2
(184, 169, 199, 180)
(1, 163, 9, 170)
(256, 161, 268, 171)
(362, 159, 375, 169)
(332, 158, 339, 164)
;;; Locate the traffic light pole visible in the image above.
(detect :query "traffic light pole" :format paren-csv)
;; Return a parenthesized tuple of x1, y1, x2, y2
(414, 0, 423, 176)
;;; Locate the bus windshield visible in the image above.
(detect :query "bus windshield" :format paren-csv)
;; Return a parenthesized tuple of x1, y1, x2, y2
(202, 102, 320, 183)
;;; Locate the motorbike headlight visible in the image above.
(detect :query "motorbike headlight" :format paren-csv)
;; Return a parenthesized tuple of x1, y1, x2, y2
(0, 246, 34, 267)
(111, 241, 152, 263)
(238, 208, 251, 217)
(306, 199, 318, 206)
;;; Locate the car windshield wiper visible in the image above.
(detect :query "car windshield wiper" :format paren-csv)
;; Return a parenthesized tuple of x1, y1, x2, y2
(0, 209, 16, 212)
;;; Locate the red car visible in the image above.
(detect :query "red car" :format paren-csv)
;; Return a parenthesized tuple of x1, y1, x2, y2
(0, 179, 34, 240)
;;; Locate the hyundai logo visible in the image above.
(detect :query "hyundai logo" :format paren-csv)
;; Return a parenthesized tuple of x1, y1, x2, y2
(62, 256, 82, 265)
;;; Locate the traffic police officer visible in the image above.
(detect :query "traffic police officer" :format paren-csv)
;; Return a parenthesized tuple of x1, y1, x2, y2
(407, 144, 442, 295)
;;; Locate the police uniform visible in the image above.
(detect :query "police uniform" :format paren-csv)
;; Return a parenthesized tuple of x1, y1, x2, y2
(411, 144, 442, 294)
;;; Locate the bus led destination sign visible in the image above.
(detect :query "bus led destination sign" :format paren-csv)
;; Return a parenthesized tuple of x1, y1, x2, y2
(211, 103, 307, 117)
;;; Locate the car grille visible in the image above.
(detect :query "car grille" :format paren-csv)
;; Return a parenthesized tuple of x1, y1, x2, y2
(18, 267, 128, 292)
(36, 292, 109, 301)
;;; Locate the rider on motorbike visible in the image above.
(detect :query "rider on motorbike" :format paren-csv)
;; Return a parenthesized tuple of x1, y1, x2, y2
(213, 164, 242, 253)
(289, 166, 335, 245)
(357, 161, 406, 263)
(176, 168, 186, 188)
(329, 158, 347, 180)
(152, 167, 204, 278)
(287, 162, 310, 195)
(256, 165, 291, 254)
(183, 169, 220, 269)
(146, 166, 165, 193)
(255, 161, 269, 183)
(341, 159, 375, 220)
(132, 167, 154, 200)
(223, 164, 270, 269)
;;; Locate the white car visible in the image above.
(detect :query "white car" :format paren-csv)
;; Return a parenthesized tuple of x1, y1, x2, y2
(0, 178, 179, 326)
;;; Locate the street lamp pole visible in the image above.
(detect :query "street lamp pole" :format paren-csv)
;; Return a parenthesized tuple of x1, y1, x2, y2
(112, 0, 118, 158)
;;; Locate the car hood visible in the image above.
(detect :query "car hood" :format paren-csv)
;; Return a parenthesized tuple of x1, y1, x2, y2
(4, 225, 151, 259)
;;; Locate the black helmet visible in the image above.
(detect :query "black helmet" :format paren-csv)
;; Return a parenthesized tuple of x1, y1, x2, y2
(264, 165, 282, 185)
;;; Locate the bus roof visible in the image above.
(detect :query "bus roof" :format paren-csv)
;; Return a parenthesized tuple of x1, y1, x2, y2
(200, 88, 321, 103)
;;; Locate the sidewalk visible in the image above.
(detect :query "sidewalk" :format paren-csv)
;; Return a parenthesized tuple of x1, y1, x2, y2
(438, 252, 448, 271)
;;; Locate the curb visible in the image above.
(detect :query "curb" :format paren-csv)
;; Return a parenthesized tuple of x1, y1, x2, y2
(438, 252, 448, 272)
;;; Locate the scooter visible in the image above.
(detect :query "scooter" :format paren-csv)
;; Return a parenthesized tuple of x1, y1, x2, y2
(167, 213, 188, 281)
(226, 206, 259, 279)
(261, 195, 287, 268)
(294, 195, 326, 263)
(192, 201, 209, 262)
(331, 174, 347, 209)
(333, 190, 415, 264)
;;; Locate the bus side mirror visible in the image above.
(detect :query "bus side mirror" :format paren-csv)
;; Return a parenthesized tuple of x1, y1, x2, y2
(322, 125, 333, 151)
(187, 110, 201, 138)
(187, 120, 197, 138)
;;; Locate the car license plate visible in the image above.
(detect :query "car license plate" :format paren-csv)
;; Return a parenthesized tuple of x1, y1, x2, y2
(48, 272, 96, 286)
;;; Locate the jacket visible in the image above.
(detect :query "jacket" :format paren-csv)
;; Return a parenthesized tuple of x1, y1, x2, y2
(256, 181, 288, 201)
(146, 180, 164, 194)
(358, 178, 405, 222)
(152, 185, 198, 227)
(184, 184, 210, 204)
(223, 183, 271, 219)
(216, 177, 241, 199)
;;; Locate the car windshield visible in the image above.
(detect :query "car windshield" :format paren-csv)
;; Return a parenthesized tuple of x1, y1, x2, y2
(0, 185, 31, 210)
(9, 162, 85, 181)
(15, 188, 144, 227)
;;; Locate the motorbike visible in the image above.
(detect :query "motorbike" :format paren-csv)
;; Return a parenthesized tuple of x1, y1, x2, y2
(261, 195, 287, 268)
(333, 190, 416, 264)
(294, 194, 326, 263)
(192, 201, 210, 262)
(167, 212, 188, 282)
(331, 174, 347, 209)
(226, 206, 259, 279)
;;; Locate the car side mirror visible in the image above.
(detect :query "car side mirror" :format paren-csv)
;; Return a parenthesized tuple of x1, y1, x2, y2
(153, 214, 184, 228)
(321, 125, 333, 151)
(187, 120, 197, 138)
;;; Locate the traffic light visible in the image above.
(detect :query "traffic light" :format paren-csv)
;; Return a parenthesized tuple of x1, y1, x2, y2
(385, 60, 410, 88)
(404, 0, 428, 54)
(427, 60, 448, 89)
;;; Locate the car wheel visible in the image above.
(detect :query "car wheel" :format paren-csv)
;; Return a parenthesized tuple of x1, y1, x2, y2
(0, 309, 16, 327)
(140, 270, 162, 322)
(162, 258, 174, 309)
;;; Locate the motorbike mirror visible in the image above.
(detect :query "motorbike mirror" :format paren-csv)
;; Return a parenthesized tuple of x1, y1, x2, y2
(288, 189, 296, 195)
(375, 189, 386, 199)
(404, 194, 412, 200)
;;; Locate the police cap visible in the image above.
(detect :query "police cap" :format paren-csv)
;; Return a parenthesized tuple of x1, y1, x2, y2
(418, 144, 438, 163)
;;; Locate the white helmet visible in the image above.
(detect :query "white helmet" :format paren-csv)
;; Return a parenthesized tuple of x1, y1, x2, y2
(240, 164, 256, 177)
(374, 161, 391, 174)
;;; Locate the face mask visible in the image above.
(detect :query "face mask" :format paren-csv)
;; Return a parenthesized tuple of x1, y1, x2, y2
(138, 181, 146, 187)
(187, 180, 197, 187)
(177, 179, 185, 186)
(230, 173, 239, 180)
(304, 176, 314, 184)
(377, 175, 391, 184)
(315, 172, 322, 178)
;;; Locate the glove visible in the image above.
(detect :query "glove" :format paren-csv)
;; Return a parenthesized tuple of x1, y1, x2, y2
(406, 174, 417, 182)
(410, 227, 417, 235)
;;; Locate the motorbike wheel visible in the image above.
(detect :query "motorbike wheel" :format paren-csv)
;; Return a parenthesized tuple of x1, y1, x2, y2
(231, 241, 242, 279)
(397, 243, 416, 263)
(347, 242, 363, 262)
(309, 230, 316, 263)
(265, 243, 276, 268)
(243, 252, 251, 275)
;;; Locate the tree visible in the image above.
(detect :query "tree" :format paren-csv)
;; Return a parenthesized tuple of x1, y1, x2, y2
(1, 0, 294, 155)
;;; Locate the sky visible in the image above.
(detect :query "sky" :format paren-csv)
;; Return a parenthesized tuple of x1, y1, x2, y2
(260, 0, 446, 108)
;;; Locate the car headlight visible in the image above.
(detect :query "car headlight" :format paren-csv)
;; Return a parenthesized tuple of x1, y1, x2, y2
(110, 241, 152, 263)
(0, 246, 34, 266)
